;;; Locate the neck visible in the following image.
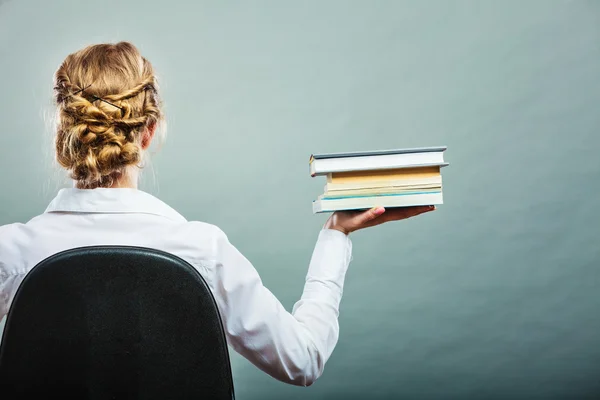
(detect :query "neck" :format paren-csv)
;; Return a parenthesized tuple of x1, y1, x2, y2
(110, 175, 138, 189)
(73, 167, 139, 189)
(112, 167, 139, 188)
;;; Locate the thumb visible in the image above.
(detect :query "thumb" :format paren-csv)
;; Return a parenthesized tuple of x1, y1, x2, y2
(355, 206, 386, 225)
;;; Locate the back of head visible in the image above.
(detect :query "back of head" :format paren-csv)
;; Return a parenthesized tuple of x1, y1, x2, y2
(53, 42, 163, 188)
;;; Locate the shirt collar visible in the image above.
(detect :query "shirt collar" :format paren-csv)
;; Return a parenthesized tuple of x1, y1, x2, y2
(45, 188, 187, 223)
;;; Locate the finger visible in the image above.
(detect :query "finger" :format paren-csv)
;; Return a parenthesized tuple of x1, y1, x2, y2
(366, 206, 431, 223)
(357, 206, 434, 229)
(383, 205, 435, 221)
(353, 206, 386, 226)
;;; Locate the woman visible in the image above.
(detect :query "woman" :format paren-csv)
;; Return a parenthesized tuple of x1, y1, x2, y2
(0, 42, 434, 386)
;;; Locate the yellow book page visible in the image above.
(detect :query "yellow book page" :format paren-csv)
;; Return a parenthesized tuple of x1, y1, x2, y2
(324, 186, 441, 197)
(327, 166, 440, 184)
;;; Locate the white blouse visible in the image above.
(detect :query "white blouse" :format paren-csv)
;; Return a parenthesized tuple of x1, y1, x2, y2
(0, 188, 352, 386)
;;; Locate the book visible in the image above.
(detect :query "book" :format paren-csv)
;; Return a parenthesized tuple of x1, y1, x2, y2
(325, 166, 442, 191)
(325, 178, 442, 192)
(312, 192, 443, 213)
(309, 146, 448, 213)
(309, 146, 447, 176)
(321, 186, 441, 197)
(327, 166, 441, 183)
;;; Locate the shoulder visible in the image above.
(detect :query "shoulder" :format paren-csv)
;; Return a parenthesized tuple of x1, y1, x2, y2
(0, 222, 26, 244)
(166, 220, 230, 263)
(0, 222, 27, 274)
(183, 220, 227, 240)
(184, 220, 231, 249)
(0, 214, 53, 252)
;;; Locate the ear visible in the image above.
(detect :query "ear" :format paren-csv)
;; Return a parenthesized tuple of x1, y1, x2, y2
(141, 122, 156, 150)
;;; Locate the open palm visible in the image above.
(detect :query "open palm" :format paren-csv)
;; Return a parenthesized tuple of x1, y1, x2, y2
(324, 205, 435, 235)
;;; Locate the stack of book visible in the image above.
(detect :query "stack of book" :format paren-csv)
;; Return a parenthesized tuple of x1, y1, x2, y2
(309, 146, 448, 213)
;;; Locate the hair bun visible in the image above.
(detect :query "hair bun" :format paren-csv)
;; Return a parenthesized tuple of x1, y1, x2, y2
(53, 42, 163, 188)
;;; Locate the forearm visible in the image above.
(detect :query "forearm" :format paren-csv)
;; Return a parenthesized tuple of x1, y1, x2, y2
(210, 227, 352, 386)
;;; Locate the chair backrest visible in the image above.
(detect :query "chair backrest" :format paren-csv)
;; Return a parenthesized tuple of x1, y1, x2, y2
(0, 246, 235, 400)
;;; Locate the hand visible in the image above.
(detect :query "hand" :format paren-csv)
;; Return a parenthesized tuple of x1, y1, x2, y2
(323, 205, 435, 235)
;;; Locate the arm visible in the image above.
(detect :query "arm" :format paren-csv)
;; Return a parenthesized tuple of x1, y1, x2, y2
(0, 275, 22, 322)
(203, 205, 433, 386)
(208, 227, 352, 386)
(0, 224, 20, 322)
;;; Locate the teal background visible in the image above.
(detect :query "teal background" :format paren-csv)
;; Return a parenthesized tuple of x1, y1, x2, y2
(1, 1, 600, 398)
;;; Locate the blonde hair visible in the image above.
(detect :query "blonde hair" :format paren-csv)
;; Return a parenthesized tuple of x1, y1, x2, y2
(53, 42, 163, 188)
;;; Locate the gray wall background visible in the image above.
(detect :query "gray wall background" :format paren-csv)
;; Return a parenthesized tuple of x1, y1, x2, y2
(1, 1, 599, 399)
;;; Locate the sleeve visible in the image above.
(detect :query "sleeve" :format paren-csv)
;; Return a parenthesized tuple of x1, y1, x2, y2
(0, 224, 21, 321)
(206, 227, 353, 387)
(0, 269, 7, 321)
(0, 275, 23, 321)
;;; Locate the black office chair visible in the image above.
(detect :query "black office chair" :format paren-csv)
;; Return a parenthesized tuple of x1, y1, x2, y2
(0, 246, 235, 400)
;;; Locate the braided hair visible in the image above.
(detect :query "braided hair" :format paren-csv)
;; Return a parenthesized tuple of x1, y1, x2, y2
(53, 42, 163, 188)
